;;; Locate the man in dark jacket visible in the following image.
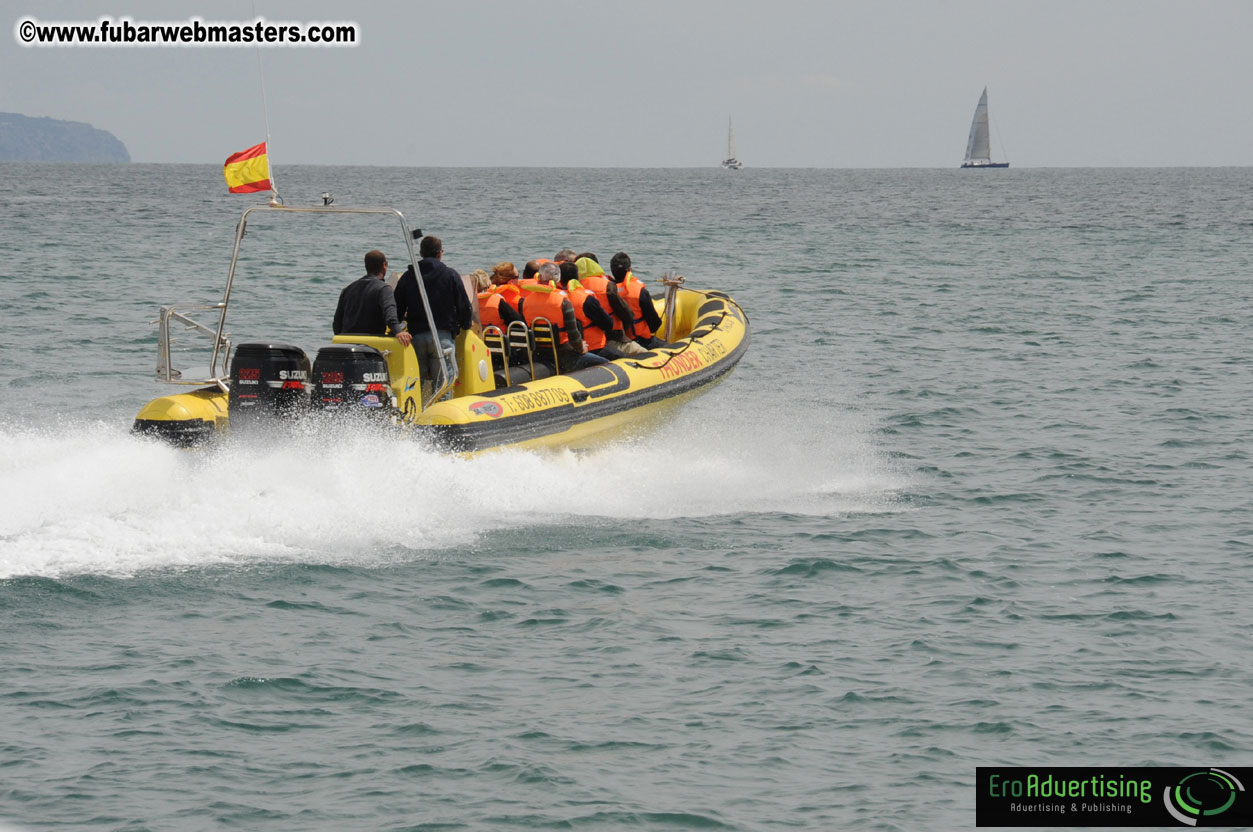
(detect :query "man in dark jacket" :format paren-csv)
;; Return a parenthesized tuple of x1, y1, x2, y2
(393, 235, 472, 399)
(333, 250, 412, 346)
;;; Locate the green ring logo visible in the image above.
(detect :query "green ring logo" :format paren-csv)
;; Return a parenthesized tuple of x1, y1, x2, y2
(1163, 768, 1244, 826)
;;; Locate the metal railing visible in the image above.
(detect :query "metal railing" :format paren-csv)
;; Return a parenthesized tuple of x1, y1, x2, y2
(215, 201, 451, 408)
(175, 203, 450, 411)
(482, 324, 506, 366)
(506, 320, 535, 383)
(530, 318, 561, 373)
(660, 272, 685, 343)
(154, 302, 231, 391)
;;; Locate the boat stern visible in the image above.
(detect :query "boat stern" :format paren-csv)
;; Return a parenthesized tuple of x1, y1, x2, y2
(132, 386, 228, 447)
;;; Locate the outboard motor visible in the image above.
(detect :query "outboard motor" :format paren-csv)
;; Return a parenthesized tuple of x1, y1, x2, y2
(310, 344, 394, 414)
(228, 342, 311, 428)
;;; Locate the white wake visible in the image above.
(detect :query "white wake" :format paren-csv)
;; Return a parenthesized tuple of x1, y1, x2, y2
(0, 401, 906, 579)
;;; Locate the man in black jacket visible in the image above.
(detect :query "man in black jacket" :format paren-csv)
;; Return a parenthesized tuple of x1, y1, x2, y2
(394, 235, 472, 399)
(333, 250, 412, 346)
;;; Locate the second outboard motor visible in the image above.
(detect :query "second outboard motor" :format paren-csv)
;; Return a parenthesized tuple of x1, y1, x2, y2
(311, 344, 393, 413)
(228, 342, 311, 428)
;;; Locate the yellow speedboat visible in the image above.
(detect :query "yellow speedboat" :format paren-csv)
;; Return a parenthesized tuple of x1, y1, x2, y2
(133, 204, 749, 453)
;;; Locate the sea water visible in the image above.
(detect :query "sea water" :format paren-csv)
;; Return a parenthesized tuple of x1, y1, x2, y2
(0, 164, 1249, 829)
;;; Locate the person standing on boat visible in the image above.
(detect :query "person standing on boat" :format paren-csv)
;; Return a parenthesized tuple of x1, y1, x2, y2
(394, 235, 472, 399)
(610, 252, 667, 349)
(333, 250, 413, 347)
(518, 262, 607, 373)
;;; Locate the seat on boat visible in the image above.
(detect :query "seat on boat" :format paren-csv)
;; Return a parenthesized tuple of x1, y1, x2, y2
(483, 320, 562, 386)
(530, 319, 562, 374)
(493, 362, 553, 388)
(480, 323, 511, 364)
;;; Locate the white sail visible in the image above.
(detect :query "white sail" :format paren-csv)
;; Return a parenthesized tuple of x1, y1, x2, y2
(964, 87, 992, 163)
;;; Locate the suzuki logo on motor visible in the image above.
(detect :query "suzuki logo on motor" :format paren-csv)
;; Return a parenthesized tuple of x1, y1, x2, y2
(278, 370, 308, 380)
(363, 373, 388, 382)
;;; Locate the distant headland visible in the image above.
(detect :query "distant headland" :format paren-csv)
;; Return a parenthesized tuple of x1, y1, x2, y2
(0, 112, 130, 162)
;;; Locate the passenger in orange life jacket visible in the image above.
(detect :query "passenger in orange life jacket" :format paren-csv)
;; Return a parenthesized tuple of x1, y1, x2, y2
(519, 259, 548, 286)
(476, 263, 525, 331)
(490, 261, 523, 300)
(468, 269, 491, 295)
(574, 255, 647, 356)
(517, 262, 608, 373)
(559, 261, 626, 361)
(492, 261, 521, 288)
(470, 269, 493, 302)
(610, 251, 669, 350)
(481, 262, 528, 366)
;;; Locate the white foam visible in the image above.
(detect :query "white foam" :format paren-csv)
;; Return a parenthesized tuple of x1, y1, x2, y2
(0, 403, 906, 579)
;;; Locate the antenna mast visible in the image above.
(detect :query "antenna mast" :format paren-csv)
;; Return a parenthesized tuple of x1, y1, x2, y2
(252, 1, 279, 203)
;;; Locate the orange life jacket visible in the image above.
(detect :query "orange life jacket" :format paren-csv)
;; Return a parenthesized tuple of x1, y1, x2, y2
(578, 274, 622, 331)
(565, 282, 606, 351)
(618, 272, 653, 338)
(478, 291, 506, 330)
(519, 283, 570, 344)
(478, 284, 522, 330)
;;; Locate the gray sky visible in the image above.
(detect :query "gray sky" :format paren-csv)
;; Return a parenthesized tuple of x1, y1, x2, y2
(4, 0, 1252, 167)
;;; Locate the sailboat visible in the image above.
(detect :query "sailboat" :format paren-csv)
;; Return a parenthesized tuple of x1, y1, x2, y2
(721, 117, 743, 170)
(961, 87, 1009, 169)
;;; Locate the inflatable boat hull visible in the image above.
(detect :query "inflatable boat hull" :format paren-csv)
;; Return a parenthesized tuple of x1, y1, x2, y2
(132, 287, 748, 454)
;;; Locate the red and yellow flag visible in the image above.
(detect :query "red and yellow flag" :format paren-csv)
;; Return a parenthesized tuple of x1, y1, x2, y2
(223, 142, 271, 194)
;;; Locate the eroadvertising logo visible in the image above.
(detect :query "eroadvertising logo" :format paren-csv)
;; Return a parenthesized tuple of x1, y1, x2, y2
(975, 767, 1250, 827)
(1163, 769, 1246, 826)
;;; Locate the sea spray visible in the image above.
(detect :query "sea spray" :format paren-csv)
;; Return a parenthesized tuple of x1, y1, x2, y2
(0, 395, 902, 579)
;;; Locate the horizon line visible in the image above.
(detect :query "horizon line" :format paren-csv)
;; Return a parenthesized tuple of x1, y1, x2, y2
(4, 161, 1253, 170)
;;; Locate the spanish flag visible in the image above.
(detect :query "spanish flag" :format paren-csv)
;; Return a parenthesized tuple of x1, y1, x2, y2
(223, 142, 271, 194)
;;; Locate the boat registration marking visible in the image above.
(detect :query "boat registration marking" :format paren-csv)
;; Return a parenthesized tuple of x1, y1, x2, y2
(502, 387, 573, 414)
